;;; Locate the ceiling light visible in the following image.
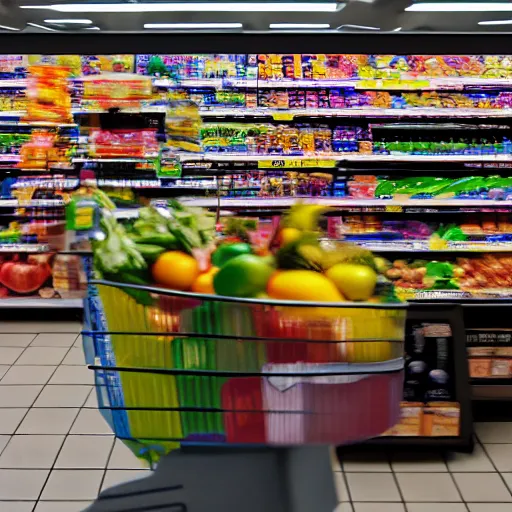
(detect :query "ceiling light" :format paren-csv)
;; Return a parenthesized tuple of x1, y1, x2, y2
(85, 26, 100, 30)
(44, 18, 92, 24)
(406, 2, 512, 12)
(22, 2, 341, 13)
(0, 24, 20, 31)
(479, 19, 512, 25)
(145, 23, 243, 29)
(338, 24, 380, 30)
(27, 22, 58, 31)
(269, 23, 331, 29)
(393, 26, 402, 31)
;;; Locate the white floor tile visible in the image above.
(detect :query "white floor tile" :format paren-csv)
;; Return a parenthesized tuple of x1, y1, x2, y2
(0, 322, 81, 334)
(0, 435, 64, 469)
(0, 385, 42, 407)
(108, 439, 149, 470)
(70, 408, 114, 435)
(35, 502, 92, 512)
(31, 333, 78, 347)
(0, 334, 36, 347)
(396, 473, 461, 502)
(0, 502, 36, 511)
(391, 452, 447, 472)
(55, 435, 114, 469)
(0, 366, 56, 385)
(0, 347, 24, 365)
(502, 473, 512, 492)
(476, 423, 512, 444)
(485, 444, 512, 472)
(49, 365, 93, 385)
(334, 504, 354, 512)
(0, 469, 49, 499)
(333, 472, 349, 502)
(342, 452, 391, 472)
(41, 469, 103, 500)
(17, 408, 79, 434)
(0, 367, 7, 380)
(345, 473, 401, 502)
(446, 443, 495, 472)
(353, 504, 405, 512)
(452, 473, 512, 503)
(468, 505, 512, 512)
(102, 469, 151, 491)
(84, 389, 99, 408)
(0, 409, 28, 434)
(407, 505, 467, 512)
(33, 385, 92, 408)
(0, 437, 8, 455)
(15, 347, 68, 366)
(62, 347, 86, 365)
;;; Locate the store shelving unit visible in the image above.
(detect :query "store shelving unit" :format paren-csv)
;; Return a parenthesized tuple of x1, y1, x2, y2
(2, 39, 512, 445)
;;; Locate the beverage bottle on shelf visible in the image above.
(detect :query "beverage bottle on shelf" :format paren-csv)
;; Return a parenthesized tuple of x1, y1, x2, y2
(503, 137, 512, 154)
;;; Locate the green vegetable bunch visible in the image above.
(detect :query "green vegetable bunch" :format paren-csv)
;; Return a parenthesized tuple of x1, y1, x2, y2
(167, 200, 216, 253)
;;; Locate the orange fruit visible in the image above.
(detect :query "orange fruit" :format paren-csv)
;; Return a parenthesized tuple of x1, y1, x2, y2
(152, 251, 199, 291)
(191, 267, 219, 294)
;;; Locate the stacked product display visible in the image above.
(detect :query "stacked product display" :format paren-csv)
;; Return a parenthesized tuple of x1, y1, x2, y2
(0, 51, 511, 444)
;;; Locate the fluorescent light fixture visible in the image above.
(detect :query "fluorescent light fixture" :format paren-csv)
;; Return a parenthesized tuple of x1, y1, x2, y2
(22, 2, 340, 13)
(144, 22, 243, 29)
(479, 19, 512, 25)
(393, 26, 402, 31)
(269, 23, 331, 29)
(27, 22, 58, 31)
(0, 24, 20, 31)
(44, 18, 92, 24)
(339, 24, 380, 30)
(85, 26, 100, 30)
(406, 2, 512, 12)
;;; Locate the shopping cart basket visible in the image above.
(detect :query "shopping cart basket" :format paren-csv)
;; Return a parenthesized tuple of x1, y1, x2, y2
(83, 279, 407, 463)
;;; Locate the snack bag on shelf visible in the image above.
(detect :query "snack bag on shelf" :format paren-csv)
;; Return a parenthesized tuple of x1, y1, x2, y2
(25, 65, 73, 123)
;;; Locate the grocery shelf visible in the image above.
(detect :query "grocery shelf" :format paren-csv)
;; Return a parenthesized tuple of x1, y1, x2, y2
(198, 107, 512, 119)
(0, 243, 50, 253)
(152, 76, 512, 91)
(0, 199, 65, 208)
(0, 155, 21, 162)
(0, 298, 83, 309)
(73, 156, 158, 163)
(352, 243, 512, 253)
(0, 199, 65, 207)
(178, 153, 512, 163)
(180, 197, 512, 208)
(0, 111, 25, 118)
(0, 79, 26, 88)
(472, 384, 512, 401)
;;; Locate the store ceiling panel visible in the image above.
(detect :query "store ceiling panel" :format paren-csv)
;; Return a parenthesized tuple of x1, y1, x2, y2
(3, 0, 512, 33)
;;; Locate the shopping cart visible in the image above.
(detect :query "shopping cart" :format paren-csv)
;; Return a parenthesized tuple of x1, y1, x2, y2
(82, 279, 407, 512)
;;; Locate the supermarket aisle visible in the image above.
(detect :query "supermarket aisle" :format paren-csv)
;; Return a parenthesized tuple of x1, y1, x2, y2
(0, 321, 510, 512)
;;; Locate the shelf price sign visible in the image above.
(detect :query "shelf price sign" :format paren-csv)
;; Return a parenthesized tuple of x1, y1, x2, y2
(258, 159, 336, 169)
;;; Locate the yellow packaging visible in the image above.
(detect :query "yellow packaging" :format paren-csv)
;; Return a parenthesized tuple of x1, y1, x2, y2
(423, 402, 460, 437)
(382, 402, 423, 437)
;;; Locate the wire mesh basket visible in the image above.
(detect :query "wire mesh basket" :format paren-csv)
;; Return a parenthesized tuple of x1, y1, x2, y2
(84, 279, 407, 463)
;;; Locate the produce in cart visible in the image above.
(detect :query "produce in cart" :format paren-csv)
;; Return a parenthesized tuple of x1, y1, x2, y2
(90, 200, 406, 460)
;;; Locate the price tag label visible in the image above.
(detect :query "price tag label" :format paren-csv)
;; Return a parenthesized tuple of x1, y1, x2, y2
(257, 159, 336, 169)
(385, 205, 403, 213)
(272, 112, 295, 121)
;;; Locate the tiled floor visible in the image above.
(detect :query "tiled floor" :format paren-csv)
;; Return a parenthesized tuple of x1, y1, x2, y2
(0, 321, 511, 512)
